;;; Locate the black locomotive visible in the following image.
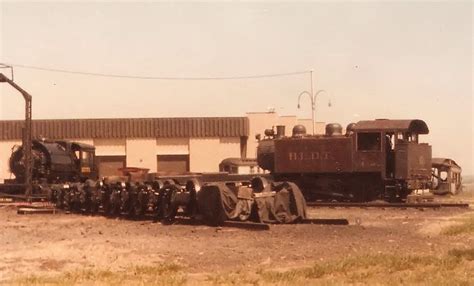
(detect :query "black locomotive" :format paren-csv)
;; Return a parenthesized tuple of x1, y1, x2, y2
(256, 119, 432, 202)
(9, 139, 97, 184)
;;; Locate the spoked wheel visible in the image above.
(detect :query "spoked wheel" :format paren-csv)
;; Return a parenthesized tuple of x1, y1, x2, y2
(160, 185, 180, 224)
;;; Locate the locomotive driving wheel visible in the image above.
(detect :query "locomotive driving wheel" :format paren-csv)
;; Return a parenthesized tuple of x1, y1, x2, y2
(160, 184, 180, 223)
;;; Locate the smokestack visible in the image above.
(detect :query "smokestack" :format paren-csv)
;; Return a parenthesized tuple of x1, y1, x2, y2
(276, 125, 286, 138)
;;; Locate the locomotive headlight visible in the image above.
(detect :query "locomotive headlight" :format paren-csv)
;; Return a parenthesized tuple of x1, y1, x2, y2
(121, 182, 126, 188)
(99, 181, 104, 187)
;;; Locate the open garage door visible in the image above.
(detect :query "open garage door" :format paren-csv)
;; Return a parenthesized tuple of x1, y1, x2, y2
(157, 155, 189, 173)
(96, 156, 126, 178)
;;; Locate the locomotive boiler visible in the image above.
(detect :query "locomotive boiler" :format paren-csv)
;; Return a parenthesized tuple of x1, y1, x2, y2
(256, 119, 432, 202)
(9, 139, 97, 184)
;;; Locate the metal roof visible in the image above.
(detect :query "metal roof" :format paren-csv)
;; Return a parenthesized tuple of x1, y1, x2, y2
(432, 158, 461, 170)
(352, 119, 429, 134)
(0, 117, 249, 140)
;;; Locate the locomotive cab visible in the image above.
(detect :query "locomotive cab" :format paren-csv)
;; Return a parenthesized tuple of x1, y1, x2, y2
(352, 119, 432, 194)
(73, 143, 97, 181)
(57, 141, 97, 181)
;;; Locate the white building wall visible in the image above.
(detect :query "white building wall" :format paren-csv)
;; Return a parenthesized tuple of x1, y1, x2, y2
(126, 139, 157, 171)
(189, 137, 241, 172)
(156, 138, 189, 155)
(93, 139, 126, 156)
(0, 140, 21, 182)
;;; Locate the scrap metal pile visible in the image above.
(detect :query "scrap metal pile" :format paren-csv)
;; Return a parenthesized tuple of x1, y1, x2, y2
(47, 176, 308, 226)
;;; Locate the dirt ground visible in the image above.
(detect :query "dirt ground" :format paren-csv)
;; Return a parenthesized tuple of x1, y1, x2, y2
(1, 185, 473, 285)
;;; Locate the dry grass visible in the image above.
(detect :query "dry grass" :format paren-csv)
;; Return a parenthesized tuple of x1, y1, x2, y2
(205, 270, 261, 286)
(258, 249, 474, 286)
(9, 250, 474, 285)
(442, 214, 474, 236)
(11, 263, 186, 286)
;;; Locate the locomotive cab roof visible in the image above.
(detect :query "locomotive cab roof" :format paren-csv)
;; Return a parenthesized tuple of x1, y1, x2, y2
(432, 158, 461, 171)
(352, 119, 429, 134)
(55, 140, 95, 152)
(71, 142, 95, 152)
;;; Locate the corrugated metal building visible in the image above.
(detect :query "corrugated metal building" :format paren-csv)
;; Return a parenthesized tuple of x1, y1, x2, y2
(0, 117, 249, 140)
(0, 113, 324, 181)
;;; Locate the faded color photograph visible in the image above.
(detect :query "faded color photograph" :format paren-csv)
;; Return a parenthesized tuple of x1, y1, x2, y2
(0, 1, 472, 285)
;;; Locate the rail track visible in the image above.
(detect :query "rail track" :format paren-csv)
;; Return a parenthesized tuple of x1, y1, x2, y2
(306, 202, 470, 209)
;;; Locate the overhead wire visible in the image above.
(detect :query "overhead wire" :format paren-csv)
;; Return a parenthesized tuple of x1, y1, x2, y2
(1, 63, 310, 81)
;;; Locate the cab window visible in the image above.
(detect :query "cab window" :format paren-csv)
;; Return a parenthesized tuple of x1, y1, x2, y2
(81, 151, 94, 167)
(357, 132, 381, 151)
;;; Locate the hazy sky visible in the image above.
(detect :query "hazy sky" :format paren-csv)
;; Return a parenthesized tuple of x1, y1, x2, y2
(0, 1, 472, 174)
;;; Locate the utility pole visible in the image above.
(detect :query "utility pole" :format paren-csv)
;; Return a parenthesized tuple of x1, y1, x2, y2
(0, 73, 33, 200)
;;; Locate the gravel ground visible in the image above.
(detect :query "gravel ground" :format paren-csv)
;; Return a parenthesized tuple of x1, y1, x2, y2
(0, 185, 473, 283)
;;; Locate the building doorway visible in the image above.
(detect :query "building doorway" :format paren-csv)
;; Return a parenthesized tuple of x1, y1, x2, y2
(96, 156, 126, 178)
(157, 155, 189, 173)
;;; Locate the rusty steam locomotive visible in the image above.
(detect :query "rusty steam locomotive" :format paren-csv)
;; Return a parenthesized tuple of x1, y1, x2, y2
(256, 119, 432, 202)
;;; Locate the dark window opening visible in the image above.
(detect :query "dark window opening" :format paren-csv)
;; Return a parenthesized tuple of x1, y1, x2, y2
(357, 132, 381, 151)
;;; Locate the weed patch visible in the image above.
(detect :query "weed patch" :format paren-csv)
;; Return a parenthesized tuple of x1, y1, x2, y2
(442, 215, 474, 236)
(260, 251, 474, 285)
(11, 263, 185, 286)
(10, 251, 474, 285)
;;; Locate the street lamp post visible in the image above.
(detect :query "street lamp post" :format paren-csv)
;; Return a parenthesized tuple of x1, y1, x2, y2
(297, 89, 328, 135)
(297, 70, 331, 135)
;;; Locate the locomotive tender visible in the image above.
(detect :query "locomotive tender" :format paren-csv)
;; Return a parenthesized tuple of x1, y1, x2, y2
(256, 119, 432, 202)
